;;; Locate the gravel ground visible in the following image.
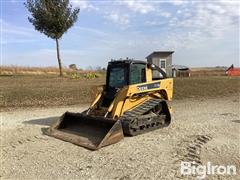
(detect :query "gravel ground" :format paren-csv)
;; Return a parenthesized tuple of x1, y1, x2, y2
(1, 97, 239, 180)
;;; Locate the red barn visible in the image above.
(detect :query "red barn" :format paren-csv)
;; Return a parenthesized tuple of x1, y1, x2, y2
(226, 64, 240, 76)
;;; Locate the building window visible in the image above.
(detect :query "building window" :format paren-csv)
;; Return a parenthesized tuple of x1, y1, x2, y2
(160, 59, 166, 69)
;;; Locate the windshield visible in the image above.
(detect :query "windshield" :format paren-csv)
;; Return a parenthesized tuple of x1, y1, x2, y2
(108, 67, 127, 88)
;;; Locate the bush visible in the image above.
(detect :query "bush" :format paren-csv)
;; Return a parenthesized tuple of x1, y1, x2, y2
(70, 72, 98, 79)
(84, 72, 98, 79)
(70, 72, 82, 79)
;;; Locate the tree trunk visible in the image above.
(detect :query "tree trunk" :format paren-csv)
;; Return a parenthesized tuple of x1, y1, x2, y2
(55, 38, 63, 77)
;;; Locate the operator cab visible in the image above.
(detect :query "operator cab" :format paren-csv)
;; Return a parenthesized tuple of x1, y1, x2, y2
(107, 60, 147, 88)
(101, 60, 147, 107)
(102, 59, 166, 107)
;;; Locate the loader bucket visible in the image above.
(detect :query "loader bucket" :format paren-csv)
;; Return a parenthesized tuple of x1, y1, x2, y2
(47, 112, 124, 150)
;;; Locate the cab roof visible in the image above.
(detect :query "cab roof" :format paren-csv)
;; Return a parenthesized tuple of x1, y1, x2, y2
(108, 59, 147, 65)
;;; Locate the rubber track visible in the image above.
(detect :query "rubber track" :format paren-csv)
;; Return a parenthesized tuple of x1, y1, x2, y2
(120, 99, 169, 136)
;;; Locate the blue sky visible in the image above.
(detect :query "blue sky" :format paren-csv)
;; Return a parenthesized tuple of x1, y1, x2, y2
(1, 0, 239, 69)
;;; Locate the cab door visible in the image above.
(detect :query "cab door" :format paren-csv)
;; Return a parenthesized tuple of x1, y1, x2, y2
(129, 63, 146, 85)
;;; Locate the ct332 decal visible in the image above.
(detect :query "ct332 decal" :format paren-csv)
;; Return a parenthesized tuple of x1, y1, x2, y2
(137, 82, 160, 91)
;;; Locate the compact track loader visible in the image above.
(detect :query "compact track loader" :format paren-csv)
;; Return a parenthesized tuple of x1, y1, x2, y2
(48, 60, 173, 150)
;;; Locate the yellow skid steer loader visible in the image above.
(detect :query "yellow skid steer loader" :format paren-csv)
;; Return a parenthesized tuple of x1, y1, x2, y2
(48, 60, 173, 150)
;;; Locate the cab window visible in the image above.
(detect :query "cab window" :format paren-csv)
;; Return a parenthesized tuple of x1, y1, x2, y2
(130, 64, 146, 84)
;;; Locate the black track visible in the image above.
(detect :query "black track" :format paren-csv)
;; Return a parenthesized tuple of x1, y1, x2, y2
(120, 99, 171, 136)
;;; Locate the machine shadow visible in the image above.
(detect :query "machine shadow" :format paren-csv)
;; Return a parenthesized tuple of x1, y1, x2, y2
(23, 116, 59, 126)
(232, 120, 240, 123)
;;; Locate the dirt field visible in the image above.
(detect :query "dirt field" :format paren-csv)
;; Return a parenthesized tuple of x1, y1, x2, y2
(1, 75, 239, 110)
(0, 75, 105, 110)
(190, 67, 227, 77)
(1, 96, 239, 179)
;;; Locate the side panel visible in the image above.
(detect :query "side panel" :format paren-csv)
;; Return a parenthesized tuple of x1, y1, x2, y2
(110, 78, 173, 118)
(128, 78, 173, 101)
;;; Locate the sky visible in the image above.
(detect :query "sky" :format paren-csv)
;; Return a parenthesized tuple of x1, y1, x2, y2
(1, 0, 239, 69)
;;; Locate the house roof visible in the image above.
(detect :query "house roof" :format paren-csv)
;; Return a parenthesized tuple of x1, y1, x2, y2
(172, 65, 189, 70)
(146, 51, 174, 58)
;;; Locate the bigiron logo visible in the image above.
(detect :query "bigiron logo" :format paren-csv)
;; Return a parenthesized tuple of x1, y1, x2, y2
(180, 161, 237, 179)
